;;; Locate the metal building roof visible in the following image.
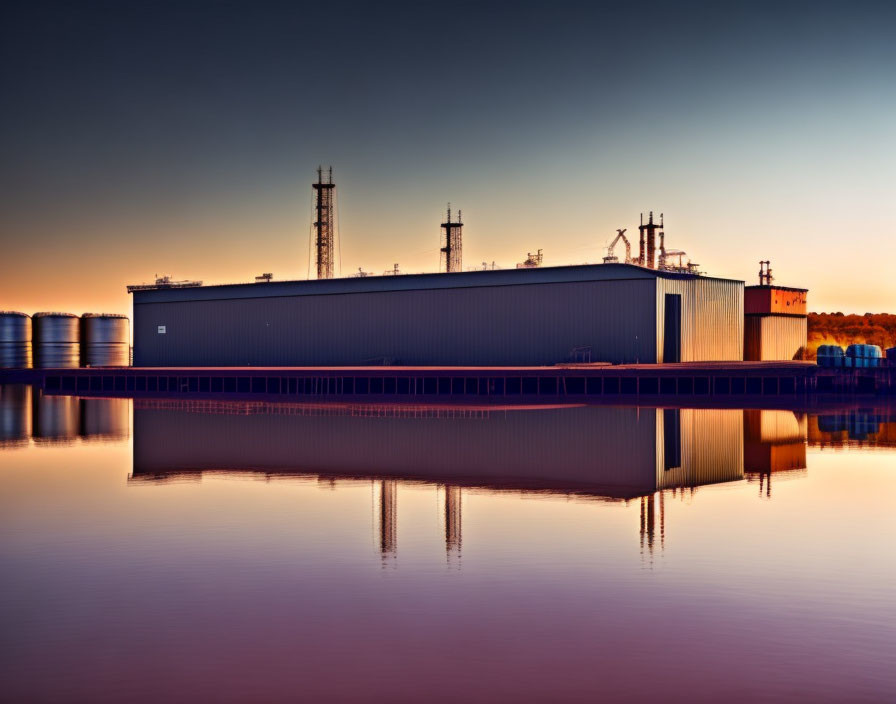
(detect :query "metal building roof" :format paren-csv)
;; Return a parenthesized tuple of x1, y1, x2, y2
(130, 263, 743, 304)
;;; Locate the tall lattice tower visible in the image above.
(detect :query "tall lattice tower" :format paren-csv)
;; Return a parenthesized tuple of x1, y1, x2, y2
(312, 166, 336, 279)
(440, 204, 463, 273)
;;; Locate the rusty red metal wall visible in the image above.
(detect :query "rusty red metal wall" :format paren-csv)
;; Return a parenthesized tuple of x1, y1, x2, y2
(745, 286, 807, 315)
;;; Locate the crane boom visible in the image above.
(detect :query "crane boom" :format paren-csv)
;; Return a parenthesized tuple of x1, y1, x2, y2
(603, 229, 631, 264)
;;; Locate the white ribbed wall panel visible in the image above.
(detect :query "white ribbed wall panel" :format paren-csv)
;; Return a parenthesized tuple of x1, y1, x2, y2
(657, 277, 744, 362)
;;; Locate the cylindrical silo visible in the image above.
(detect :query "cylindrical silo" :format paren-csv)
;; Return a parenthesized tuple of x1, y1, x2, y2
(0, 384, 32, 447)
(33, 312, 80, 368)
(80, 313, 130, 367)
(0, 312, 33, 369)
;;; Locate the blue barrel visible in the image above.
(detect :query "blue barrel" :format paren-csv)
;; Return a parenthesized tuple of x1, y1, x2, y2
(816, 344, 845, 368)
(846, 344, 882, 369)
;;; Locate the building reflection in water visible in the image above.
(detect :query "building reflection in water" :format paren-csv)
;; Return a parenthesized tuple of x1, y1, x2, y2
(743, 410, 808, 498)
(0, 385, 129, 446)
(130, 400, 747, 556)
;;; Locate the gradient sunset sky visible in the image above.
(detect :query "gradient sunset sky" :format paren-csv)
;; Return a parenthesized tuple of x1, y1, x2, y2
(1, 0, 894, 315)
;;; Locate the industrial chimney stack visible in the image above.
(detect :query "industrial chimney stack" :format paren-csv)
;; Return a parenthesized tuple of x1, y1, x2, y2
(638, 211, 663, 268)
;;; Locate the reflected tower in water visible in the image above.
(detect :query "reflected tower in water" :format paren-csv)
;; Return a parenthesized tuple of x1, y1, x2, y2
(377, 480, 397, 561)
(444, 485, 462, 558)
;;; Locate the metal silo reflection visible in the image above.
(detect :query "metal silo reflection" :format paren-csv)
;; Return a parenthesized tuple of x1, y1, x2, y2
(32, 389, 80, 444)
(80, 397, 130, 441)
(0, 384, 32, 447)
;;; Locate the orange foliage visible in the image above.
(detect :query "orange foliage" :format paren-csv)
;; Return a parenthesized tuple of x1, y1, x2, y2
(807, 313, 896, 357)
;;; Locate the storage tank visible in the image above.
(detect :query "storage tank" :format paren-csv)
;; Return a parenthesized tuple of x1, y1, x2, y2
(33, 312, 80, 368)
(816, 344, 845, 368)
(845, 344, 882, 369)
(0, 312, 33, 369)
(80, 313, 130, 367)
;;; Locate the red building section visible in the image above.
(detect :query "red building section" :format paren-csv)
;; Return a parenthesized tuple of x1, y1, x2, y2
(745, 286, 807, 315)
(744, 285, 808, 361)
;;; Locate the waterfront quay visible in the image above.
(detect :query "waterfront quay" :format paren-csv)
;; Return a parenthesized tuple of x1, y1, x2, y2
(3, 360, 893, 403)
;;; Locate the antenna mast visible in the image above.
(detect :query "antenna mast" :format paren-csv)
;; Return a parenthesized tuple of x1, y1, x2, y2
(440, 204, 463, 273)
(312, 166, 336, 279)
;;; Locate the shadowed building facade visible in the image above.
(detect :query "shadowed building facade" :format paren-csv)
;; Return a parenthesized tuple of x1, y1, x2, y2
(130, 264, 744, 367)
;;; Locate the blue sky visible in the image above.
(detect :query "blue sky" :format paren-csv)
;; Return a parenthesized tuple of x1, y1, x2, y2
(1, 0, 894, 313)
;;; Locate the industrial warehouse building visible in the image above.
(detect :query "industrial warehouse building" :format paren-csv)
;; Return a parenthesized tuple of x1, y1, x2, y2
(130, 263, 744, 367)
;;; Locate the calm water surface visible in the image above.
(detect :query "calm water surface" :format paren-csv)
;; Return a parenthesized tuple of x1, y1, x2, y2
(1, 385, 895, 702)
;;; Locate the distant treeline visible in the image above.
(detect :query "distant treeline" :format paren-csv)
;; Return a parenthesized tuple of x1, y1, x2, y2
(807, 313, 896, 356)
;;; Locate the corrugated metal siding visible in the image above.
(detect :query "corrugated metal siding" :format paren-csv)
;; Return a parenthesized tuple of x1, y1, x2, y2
(135, 279, 658, 366)
(744, 315, 807, 361)
(657, 408, 744, 489)
(656, 277, 744, 362)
